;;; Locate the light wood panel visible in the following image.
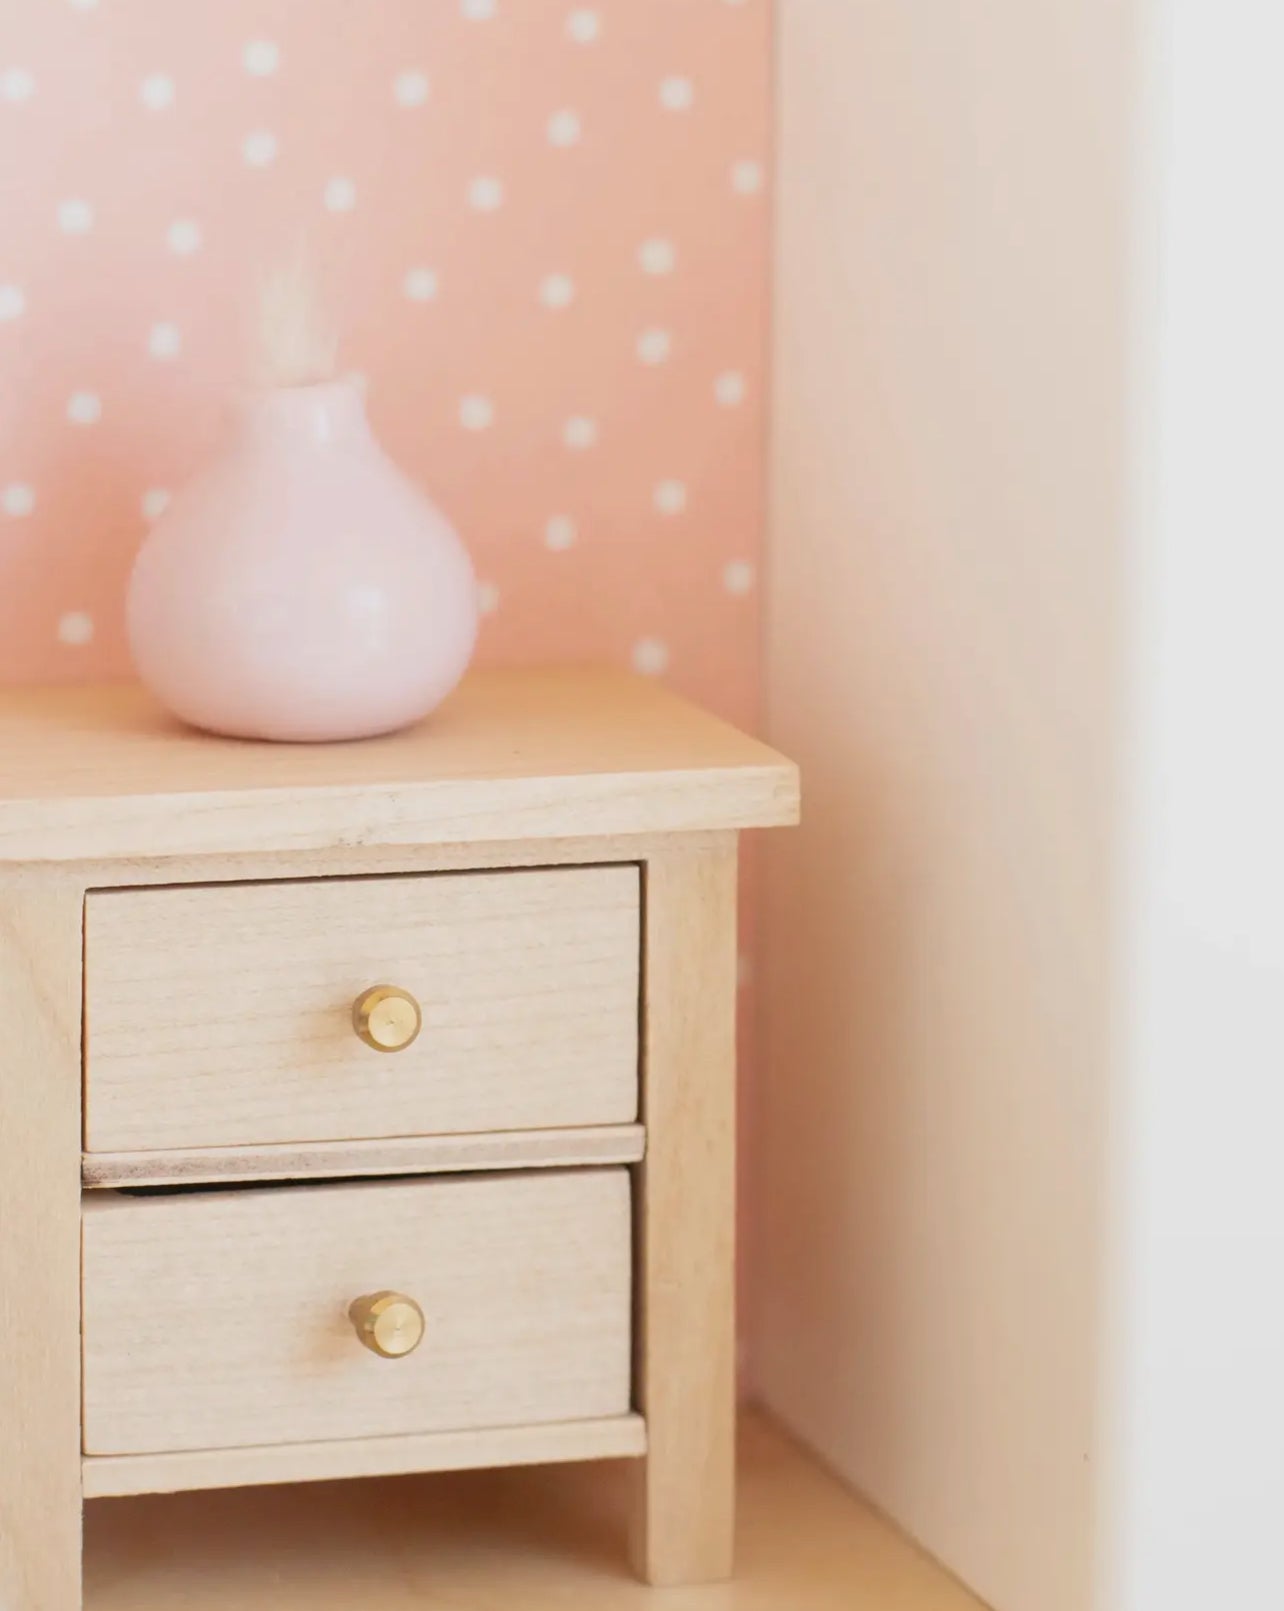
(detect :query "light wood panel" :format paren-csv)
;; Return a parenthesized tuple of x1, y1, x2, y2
(83, 1171, 632, 1456)
(764, 9, 1112, 1608)
(84, 866, 639, 1151)
(82, 1413, 988, 1610)
(61, 828, 730, 891)
(83, 1415, 647, 1499)
(0, 669, 799, 863)
(83, 1123, 646, 1189)
(630, 836, 739, 1586)
(0, 880, 85, 1611)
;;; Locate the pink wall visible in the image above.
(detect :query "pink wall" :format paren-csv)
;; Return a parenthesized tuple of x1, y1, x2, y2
(0, 0, 768, 735)
(1, 0, 770, 1359)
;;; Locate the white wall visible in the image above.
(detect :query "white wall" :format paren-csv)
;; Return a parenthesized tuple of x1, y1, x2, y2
(759, 3, 1131, 1609)
(1102, 3, 1284, 1606)
(762, 3, 1284, 1608)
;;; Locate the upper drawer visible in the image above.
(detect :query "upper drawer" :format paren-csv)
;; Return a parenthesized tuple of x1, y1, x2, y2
(84, 866, 640, 1153)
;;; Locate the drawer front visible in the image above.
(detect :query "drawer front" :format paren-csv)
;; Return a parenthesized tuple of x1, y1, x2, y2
(82, 1169, 633, 1455)
(84, 866, 640, 1151)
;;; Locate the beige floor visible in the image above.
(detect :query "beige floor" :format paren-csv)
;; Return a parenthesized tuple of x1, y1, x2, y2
(86, 1413, 986, 1610)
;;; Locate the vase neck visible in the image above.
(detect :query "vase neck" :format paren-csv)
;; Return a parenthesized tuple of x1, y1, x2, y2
(230, 380, 372, 450)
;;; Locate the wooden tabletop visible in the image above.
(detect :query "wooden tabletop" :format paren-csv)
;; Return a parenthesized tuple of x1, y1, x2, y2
(0, 668, 797, 863)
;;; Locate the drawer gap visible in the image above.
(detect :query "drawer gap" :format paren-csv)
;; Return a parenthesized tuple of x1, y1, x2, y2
(86, 859, 643, 897)
(106, 1161, 637, 1199)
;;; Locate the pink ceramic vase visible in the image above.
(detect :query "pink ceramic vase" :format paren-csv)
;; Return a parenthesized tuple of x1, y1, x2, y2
(127, 379, 478, 742)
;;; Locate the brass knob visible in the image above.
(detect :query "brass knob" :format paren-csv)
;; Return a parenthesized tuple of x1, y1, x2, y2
(352, 985, 422, 1052)
(349, 1291, 426, 1358)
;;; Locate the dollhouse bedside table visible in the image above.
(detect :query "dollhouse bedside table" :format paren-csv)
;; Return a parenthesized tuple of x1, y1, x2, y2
(0, 667, 798, 1610)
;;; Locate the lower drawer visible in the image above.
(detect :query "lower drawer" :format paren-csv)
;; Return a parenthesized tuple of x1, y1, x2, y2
(82, 1170, 633, 1456)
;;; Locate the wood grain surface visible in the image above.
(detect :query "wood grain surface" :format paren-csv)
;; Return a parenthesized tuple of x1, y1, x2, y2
(83, 1415, 647, 1500)
(83, 1123, 646, 1189)
(0, 669, 799, 862)
(630, 836, 739, 1586)
(83, 1413, 987, 1611)
(83, 1170, 632, 1456)
(84, 866, 639, 1151)
(0, 880, 85, 1611)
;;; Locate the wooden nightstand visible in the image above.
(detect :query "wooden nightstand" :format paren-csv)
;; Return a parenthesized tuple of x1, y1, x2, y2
(0, 667, 798, 1610)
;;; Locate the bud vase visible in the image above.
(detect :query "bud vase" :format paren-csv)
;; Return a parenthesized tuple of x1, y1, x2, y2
(127, 379, 478, 742)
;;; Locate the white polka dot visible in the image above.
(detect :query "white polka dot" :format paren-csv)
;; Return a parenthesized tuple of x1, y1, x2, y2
(57, 198, 93, 235)
(148, 322, 181, 360)
(58, 611, 95, 647)
(544, 515, 576, 551)
(393, 70, 429, 107)
(0, 285, 26, 321)
(2, 483, 35, 517)
(563, 416, 598, 450)
(140, 73, 175, 110)
(547, 108, 581, 147)
(1, 68, 36, 103)
(654, 479, 688, 516)
(167, 218, 202, 254)
(715, 370, 747, 407)
(403, 267, 439, 302)
(459, 395, 495, 431)
(723, 559, 755, 595)
(637, 328, 672, 365)
(731, 158, 764, 195)
(632, 637, 669, 676)
(638, 237, 676, 275)
(243, 39, 279, 76)
(324, 176, 356, 213)
(477, 580, 500, 615)
(539, 273, 576, 310)
(67, 391, 101, 425)
(566, 9, 600, 42)
(462, 0, 496, 17)
(659, 76, 694, 111)
(141, 488, 171, 521)
(468, 176, 504, 212)
(242, 130, 278, 166)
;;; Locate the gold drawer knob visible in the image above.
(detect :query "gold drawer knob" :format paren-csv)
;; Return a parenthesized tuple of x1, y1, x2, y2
(352, 985, 422, 1052)
(349, 1291, 426, 1358)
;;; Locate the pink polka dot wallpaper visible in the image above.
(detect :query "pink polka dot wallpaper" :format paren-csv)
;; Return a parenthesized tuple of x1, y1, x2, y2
(0, 0, 769, 735)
